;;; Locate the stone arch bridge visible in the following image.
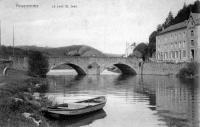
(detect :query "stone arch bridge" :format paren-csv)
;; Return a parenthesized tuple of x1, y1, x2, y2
(9, 56, 141, 75)
(49, 56, 140, 75)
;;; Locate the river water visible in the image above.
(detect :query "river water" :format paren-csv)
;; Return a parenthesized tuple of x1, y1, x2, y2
(46, 70, 200, 127)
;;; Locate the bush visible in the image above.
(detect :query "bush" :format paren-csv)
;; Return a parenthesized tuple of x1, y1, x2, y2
(28, 51, 49, 78)
(178, 62, 199, 78)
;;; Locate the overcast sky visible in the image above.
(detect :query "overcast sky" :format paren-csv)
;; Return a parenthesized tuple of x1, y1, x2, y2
(0, 0, 197, 54)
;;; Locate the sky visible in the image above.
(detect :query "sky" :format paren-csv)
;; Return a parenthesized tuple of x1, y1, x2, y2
(0, 0, 197, 54)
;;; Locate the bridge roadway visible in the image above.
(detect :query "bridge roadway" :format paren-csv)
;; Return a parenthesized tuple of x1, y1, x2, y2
(10, 56, 141, 75)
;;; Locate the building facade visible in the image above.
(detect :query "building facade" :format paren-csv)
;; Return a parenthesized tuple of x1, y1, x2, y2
(125, 42, 136, 57)
(156, 13, 200, 63)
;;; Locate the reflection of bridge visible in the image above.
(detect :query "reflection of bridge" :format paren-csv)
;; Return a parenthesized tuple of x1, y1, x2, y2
(4, 56, 140, 75)
(49, 57, 140, 75)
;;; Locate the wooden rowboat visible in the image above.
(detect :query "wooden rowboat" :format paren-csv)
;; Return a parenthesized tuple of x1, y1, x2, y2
(42, 96, 106, 116)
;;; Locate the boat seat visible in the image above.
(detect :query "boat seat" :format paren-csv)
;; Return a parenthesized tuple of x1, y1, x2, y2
(67, 103, 88, 109)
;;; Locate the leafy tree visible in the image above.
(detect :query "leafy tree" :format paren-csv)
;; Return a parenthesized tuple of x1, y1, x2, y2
(129, 43, 148, 61)
(28, 51, 49, 78)
(177, 62, 199, 78)
(148, 31, 158, 57)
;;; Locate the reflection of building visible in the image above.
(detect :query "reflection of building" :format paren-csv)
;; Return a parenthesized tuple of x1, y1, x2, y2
(137, 76, 200, 127)
(156, 13, 200, 63)
(155, 78, 199, 127)
(125, 42, 136, 57)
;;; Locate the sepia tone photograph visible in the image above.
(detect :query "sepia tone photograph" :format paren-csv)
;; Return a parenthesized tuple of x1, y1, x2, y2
(0, 0, 200, 127)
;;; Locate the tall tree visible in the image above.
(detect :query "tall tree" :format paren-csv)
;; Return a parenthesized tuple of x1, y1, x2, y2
(192, 0, 200, 13)
(163, 11, 174, 28)
(28, 51, 49, 78)
(157, 24, 163, 32)
(148, 31, 158, 57)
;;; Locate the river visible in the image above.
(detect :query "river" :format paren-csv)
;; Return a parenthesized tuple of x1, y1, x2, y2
(45, 70, 200, 127)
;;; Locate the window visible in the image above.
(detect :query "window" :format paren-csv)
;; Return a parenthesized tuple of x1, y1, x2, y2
(172, 51, 175, 59)
(191, 30, 194, 36)
(191, 40, 194, 46)
(183, 50, 186, 57)
(166, 52, 168, 59)
(183, 41, 186, 47)
(176, 51, 178, 58)
(175, 42, 178, 48)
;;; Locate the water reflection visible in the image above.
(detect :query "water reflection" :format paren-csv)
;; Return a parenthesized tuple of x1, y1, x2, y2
(46, 110, 106, 127)
(47, 74, 200, 127)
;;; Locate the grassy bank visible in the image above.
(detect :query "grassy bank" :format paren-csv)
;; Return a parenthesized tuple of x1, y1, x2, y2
(0, 70, 51, 127)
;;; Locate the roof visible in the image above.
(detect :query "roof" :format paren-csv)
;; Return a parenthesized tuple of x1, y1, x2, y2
(159, 21, 187, 35)
(191, 13, 200, 24)
(158, 13, 200, 35)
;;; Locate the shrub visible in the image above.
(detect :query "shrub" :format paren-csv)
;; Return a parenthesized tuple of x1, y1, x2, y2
(27, 51, 49, 78)
(178, 62, 199, 78)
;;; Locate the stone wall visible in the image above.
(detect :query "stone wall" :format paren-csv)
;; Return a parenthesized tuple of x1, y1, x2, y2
(10, 57, 28, 71)
(140, 62, 187, 75)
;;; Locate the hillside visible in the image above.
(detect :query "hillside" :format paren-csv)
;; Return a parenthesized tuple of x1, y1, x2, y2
(0, 46, 28, 58)
(18, 45, 105, 57)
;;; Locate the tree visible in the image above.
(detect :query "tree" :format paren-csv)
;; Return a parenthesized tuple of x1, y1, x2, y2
(130, 43, 148, 61)
(28, 51, 49, 78)
(148, 31, 158, 57)
(192, 0, 200, 13)
(156, 24, 162, 32)
(163, 11, 174, 28)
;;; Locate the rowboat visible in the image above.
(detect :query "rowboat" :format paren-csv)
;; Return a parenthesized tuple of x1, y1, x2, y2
(42, 96, 106, 117)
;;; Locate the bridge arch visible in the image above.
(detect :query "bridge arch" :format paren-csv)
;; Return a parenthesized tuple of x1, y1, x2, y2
(51, 63, 86, 75)
(2, 66, 9, 76)
(113, 63, 137, 75)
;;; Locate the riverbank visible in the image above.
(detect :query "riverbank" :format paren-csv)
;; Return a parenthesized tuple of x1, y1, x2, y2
(0, 69, 51, 127)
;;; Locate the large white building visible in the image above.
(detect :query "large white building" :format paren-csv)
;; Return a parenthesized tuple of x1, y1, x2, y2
(125, 42, 136, 57)
(156, 13, 200, 63)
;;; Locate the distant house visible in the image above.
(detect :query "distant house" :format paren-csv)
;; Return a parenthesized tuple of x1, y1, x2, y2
(156, 13, 200, 63)
(125, 42, 136, 57)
